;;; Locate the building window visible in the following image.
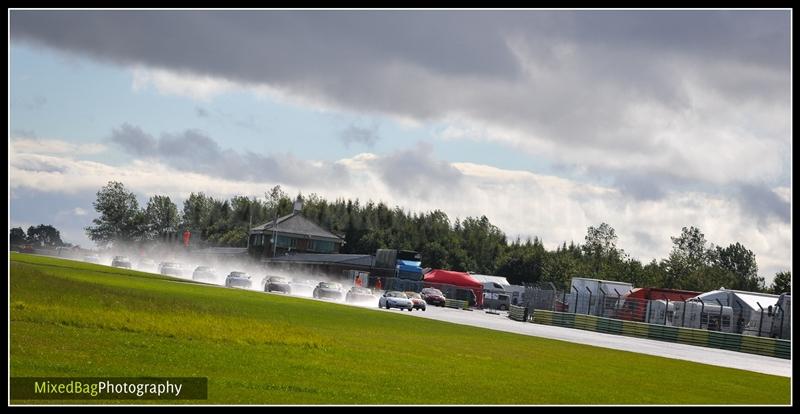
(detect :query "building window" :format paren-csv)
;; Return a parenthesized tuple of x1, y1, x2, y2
(276, 235, 292, 248)
(313, 240, 335, 253)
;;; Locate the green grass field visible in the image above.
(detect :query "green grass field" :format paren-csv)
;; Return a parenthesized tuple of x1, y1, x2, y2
(9, 253, 790, 404)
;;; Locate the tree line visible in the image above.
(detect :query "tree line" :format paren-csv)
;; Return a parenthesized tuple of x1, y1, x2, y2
(10, 224, 67, 247)
(79, 181, 791, 295)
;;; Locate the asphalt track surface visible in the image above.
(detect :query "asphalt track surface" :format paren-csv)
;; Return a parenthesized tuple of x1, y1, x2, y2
(369, 303, 792, 378)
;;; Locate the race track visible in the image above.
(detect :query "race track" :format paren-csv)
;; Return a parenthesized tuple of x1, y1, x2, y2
(368, 303, 791, 377)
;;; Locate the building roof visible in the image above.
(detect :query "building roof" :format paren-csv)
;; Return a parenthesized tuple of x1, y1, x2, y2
(250, 213, 344, 242)
(265, 253, 374, 267)
(695, 289, 780, 311)
(571, 276, 634, 285)
(190, 247, 249, 255)
(470, 274, 511, 286)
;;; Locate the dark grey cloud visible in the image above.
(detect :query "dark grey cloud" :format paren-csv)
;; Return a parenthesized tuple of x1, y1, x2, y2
(339, 124, 380, 148)
(109, 123, 158, 156)
(10, 11, 523, 82)
(108, 123, 349, 188)
(10, 11, 788, 82)
(612, 174, 668, 201)
(195, 106, 209, 118)
(375, 142, 464, 198)
(736, 184, 790, 224)
(604, 170, 715, 202)
(11, 10, 790, 191)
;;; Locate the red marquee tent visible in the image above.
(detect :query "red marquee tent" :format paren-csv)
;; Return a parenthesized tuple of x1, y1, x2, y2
(423, 269, 484, 306)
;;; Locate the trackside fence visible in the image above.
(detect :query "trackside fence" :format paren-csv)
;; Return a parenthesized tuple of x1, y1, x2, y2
(523, 287, 789, 339)
(531, 310, 790, 359)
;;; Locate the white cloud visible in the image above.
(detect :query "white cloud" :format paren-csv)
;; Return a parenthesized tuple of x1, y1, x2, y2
(11, 138, 107, 156)
(131, 66, 239, 101)
(773, 186, 791, 203)
(73, 207, 87, 216)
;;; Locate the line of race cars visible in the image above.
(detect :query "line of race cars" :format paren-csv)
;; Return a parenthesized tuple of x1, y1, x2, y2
(99, 255, 450, 309)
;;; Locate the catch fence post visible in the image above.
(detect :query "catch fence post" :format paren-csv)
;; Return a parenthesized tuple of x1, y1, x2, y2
(585, 286, 593, 315)
(572, 285, 579, 314)
(756, 302, 764, 337)
(715, 299, 724, 331)
(698, 298, 705, 329)
(679, 295, 687, 328)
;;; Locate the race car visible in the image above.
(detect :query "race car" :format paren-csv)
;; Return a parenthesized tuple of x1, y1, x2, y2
(404, 291, 427, 311)
(346, 286, 375, 303)
(289, 279, 317, 296)
(111, 256, 132, 269)
(158, 262, 184, 277)
(379, 291, 414, 311)
(136, 258, 157, 272)
(264, 275, 291, 294)
(225, 271, 252, 289)
(192, 266, 218, 282)
(83, 254, 101, 264)
(313, 281, 344, 300)
(421, 287, 446, 307)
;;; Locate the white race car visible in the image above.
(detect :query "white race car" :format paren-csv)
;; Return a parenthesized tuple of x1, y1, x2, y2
(379, 291, 414, 311)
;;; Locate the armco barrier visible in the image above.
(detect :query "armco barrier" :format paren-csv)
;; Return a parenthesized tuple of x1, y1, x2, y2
(532, 310, 790, 359)
(508, 305, 527, 321)
(444, 298, 468, 310)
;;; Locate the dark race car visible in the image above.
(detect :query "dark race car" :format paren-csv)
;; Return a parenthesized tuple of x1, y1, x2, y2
(225, 271, 252, 289)
(264, 275, 291, 294)
(421, 287, 446, 307)
(313, 281, 344, 300)
(346, 286, 375, 303)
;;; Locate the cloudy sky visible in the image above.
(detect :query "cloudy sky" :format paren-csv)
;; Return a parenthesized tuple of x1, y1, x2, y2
(9, 10, 791, 283)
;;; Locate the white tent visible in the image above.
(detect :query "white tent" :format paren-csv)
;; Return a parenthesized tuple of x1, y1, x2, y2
(470, 274, 510, 289)
(692, 288, 780, 336)
(470, 274, 526, 305)
(695, 288, 779, 311)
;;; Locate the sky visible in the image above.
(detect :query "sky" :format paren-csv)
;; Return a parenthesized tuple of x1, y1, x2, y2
(8, 10, 792, 285)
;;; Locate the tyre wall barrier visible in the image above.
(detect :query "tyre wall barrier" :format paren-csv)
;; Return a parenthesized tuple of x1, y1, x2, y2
(444, 299, 468, 310)
(531, 310, 790, 359)
(508, 305, 528, 321)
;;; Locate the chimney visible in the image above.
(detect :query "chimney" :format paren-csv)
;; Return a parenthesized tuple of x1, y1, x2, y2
(293, 195, 303, 214)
